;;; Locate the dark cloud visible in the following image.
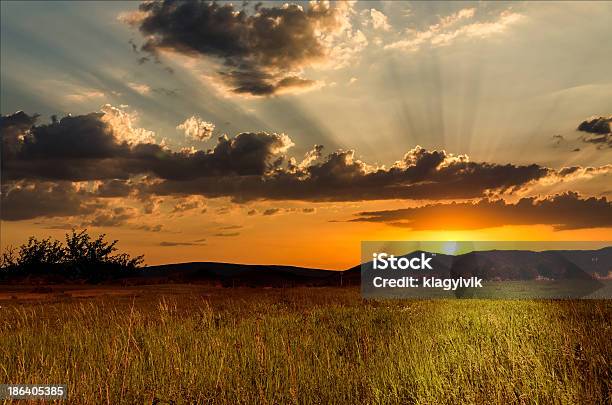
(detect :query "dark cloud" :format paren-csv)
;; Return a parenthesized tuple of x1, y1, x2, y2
(84, 207, 134, 227)
(302, 207, 316, 213)
(577, 116, 612, 135)
(577, 116, 611, 148)
(219, 225, 242, 230)
(0, 181, 101, 221)
(351, 192, 612, 231)
(149, 147, 552, 202)
(159, 240, 206, 247)
(14, 113, 122, 159)
(1, 111, 293, 182)
(1, 112, 131, 181)
(0, 111, 38, 156)
(127, 1, 350, 95)
(95, 179, 134, 198)
(3, 110, 610, 219)
(262, 208, 280, 216)
(4, 111, 556, 203)
(135, 224, 163, 232)
(213, 232, 240, 237)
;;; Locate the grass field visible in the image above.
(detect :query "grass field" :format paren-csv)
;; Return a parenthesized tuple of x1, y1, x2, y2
(0, 285, 610, 404)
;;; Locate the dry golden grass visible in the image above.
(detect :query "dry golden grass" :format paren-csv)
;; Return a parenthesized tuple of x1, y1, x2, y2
(0, 285, 610, 404)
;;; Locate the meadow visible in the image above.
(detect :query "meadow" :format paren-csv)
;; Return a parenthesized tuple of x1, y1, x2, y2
(0, 285, 610, 404)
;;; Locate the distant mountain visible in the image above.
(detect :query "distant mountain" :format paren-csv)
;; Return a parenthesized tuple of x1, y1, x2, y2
(2, 247, 609, 286)
(550, 247, 612, 278)
(129, 262, 359, 287)
(357, 248, 611, 281)
(449, 248, 611, 280)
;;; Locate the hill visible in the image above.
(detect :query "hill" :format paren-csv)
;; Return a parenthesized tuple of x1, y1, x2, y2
(2, 247, 609, 286)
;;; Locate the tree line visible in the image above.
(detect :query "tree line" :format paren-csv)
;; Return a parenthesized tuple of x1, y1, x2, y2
(0, 229, 144, 282)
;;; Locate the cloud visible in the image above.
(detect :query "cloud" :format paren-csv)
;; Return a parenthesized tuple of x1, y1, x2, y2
(577, 116, 611, 148)
(149, 146, 558, 202)
(65, 90, 105, 102)
(3, 109, 610, 215)
(1, 111, 293, 182)
(135, 224, 163, 232)
(262, 208, 280, 216)
(1, 111, 133, 181)
(0, 181, 101, 221)
(213, 232, 240, 237)
(171, 196, 205, 214)
(84, 206, 136, 227)
(367, 9, 391, 31)
(127, 82, 151, 95)
(124, 0, 360, 96)
(1, 111, 38, 156)
(159, 240, 206, 246)
(351, 192, 612, 231)
(0, 180, 162, 228)
(94, 179, 135, 198)
(578, 116, 612, 134)
(385, 8, 522, 52)
(100, 104, 156, 145)
(177, 116, 215, 141)
(219, 225, 242, 230)
(552, 134, 564, 146)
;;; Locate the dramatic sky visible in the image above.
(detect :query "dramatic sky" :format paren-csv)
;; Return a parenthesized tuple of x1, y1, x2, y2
(1, 1, 611, 269)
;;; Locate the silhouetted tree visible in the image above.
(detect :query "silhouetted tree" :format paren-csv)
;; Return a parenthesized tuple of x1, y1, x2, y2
(17, 237, 65, 268)
(0, 229, 144, 282)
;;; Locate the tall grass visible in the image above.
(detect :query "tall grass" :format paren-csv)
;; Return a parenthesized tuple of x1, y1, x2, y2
(0, 287, 610, 404)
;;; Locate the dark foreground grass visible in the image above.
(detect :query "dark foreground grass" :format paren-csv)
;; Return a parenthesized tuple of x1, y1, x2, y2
(0, 286, 610, 404)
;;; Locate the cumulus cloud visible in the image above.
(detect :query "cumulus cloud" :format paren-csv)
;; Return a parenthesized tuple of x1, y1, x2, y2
(352, 192, 612, 231)
(1, 111, 293, 182)
(148, 146, 558, 203)
(100, 104, 156, 145)
(385, 8, 522, 51)
(0, 111, 38, 156)
(367, 9, 391, 31)
(3, 109, 611, 221)
(577, 116, 611, 148)
(124, 0, 361, 96)
(177, 116, 215, 141)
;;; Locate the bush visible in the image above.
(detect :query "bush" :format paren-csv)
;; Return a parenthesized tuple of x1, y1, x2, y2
(0, 229, 144, 282)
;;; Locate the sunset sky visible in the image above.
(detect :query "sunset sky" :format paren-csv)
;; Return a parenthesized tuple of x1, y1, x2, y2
(1, 1, 611, 269)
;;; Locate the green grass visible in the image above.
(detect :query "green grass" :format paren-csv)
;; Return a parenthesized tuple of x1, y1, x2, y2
(0, 286, 610, 404)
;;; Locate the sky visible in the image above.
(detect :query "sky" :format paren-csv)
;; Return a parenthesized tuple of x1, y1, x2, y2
(1, 1, 611, 269)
